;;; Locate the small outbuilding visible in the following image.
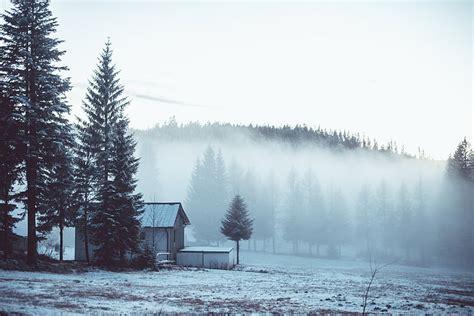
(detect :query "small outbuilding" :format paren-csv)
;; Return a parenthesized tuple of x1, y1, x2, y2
(75, 202, 190, 262)
(140, 202, 190, 261)
(176, 246, 235, 270)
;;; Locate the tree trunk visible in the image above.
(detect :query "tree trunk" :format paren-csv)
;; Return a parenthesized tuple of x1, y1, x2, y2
(253, 238, 256, 251)
(3, 200, 9, 261)
(317, 244, 320, 257)
(26, 155, 38, 266)
(309, 242, 312, 255)
(84, 204, 90, 264)
(59, 201, 64, 262)
(263, 238, 266, 252)
(59, 221, 64, 262)
(236, 240, 240, 265)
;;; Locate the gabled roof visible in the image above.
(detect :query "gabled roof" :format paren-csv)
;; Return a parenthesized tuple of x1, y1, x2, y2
(141, 202, 190, 228)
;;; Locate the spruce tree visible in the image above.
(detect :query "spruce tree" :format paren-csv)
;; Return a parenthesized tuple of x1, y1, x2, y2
(37, 135, 75, 262)
(442, 138, 474, 266)
(1, 0, 71, 265)
(221, 195, 253, 265)
(356, 185, 372, 257)
(214, 149, 229, 244)
(72, 119, 96, 263)
(301, 169, 326, 256)
(186, 146, 228, 245)
(0, 81, 24, 260)
(397, 182, 412, 260)
(326, 189, 349, 258)
(83, 40, 142, 266)
(283, 168, 304, 253)
(108, 119, 143, 263)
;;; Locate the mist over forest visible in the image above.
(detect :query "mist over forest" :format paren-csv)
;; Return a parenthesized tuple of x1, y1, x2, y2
(134, 118, 472, 269)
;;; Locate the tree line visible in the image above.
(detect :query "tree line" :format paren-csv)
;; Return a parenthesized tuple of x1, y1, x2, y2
(186, 140, 474, 268)
(136, 117, 419, 158)
(0, 1, 143, 267)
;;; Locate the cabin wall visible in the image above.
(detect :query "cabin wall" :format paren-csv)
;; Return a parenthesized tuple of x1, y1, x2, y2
(143, 228, 168, 256)
(175, 216, 185, 250)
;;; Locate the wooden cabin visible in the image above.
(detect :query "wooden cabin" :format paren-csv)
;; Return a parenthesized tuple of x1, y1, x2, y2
(74, 202, 190, 262)
(140, 202, 190, 261)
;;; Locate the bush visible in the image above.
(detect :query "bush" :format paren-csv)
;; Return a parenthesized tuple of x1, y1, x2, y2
(131, 245, 156, 270)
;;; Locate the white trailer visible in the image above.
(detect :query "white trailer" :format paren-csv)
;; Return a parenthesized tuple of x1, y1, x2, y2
(176, 247, 235, 269)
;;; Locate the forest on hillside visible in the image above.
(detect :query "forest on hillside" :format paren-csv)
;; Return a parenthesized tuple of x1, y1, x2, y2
(135, 120, 473, 268)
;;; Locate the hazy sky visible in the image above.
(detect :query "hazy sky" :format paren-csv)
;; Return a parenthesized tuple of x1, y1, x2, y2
(2, 0, 472, 159)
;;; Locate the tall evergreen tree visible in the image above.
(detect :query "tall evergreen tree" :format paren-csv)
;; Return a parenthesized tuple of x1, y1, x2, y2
(221, 195, 253, 264)
(356, 184, 372, 257)
(83, 40, 142, 265)
(283, 168, 304, 253)
(326, 188, 349, 258)
(441, 138, 474, 266)
(214, 149, 229, 245)
(186, 146, 228, 245)
(253, 174, 277, 252)
(1, 0, 71, 265)
(73, 119, 95, 263)
(108, 119, 143, 263)
(413, 175, 429, 266)
(301, 169, 326, 256)
(37, 136, 75, 262)
(375, 180, 393, 253)
(0, 80, 24, 260)
(397, 182, 412, 260)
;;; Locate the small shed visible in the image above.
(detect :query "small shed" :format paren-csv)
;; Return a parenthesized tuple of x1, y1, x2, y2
(75, 202, 190, 262)
(140, 202, 190, 261)
(176, 246, 235, 270)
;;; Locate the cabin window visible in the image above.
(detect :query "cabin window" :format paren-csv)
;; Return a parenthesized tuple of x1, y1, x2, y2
(140, 231, 146, 240)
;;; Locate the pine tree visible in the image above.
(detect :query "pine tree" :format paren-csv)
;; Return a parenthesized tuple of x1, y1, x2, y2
(375, 180, 393, 254)
(0, 79, 24, 260)
(283, 168, 304, 254)
(72, 119, 96, 263)
(447, 137, 473, 181)
(442, 138, 474, 266)
(221, 195, 253, 265)
(301, 169, 326, 256)
(356, 185, 372, 257)
(241, 168, 258, 250)
(397, 182, 412, 260)
(253, 174, 277, 252)
(82, 40, 142, 266)
(214, 149, 229, 245)
(326, 188, 349, 258)
(37, 134, 75, 262)
(1, 0, 71, 265)
(108, 119, 143, 263)
(413, 175, 428, 266)
(186, 146, 228, 245)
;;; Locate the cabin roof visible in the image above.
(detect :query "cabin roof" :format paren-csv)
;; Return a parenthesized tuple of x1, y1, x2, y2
(141, 202, 190, 228)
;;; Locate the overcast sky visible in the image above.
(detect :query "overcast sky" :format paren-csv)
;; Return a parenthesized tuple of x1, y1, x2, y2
(2, 0, 471, 159)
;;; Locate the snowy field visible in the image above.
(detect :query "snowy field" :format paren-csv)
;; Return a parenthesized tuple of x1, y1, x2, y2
(0, 251, 473, 314)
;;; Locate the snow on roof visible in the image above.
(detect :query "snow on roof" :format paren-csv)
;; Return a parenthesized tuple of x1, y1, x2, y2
(179, 247, 233, 253)
(141, 202, 190, 228)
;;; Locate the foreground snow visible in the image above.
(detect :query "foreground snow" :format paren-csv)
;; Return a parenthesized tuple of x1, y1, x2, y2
(0, 251, 473, 314)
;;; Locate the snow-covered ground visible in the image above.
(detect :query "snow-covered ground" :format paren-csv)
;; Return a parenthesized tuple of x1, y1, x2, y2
(1, 251, 473, 314)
